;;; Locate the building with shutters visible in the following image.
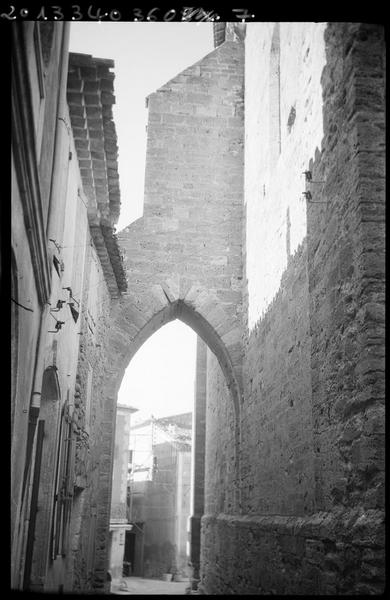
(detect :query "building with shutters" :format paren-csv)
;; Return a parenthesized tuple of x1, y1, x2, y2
(11, 22, 127, 593)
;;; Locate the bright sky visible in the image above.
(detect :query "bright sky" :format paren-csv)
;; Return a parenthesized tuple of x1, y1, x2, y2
(69, 22, 213, 420)
(119, 321, 197, 422)
(69, 21, 213, 228)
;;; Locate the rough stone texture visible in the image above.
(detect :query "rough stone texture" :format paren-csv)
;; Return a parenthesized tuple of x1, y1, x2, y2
(105, 39, 245, 489)
(12, 20, 385, 597)
(201, 509, 385, 595)
(200, 22, 385, 595)
(204, 350, 237, 515)
(308, 22, 385, 515)
(100, 40, 245, 592)
(189, 337, 207, 589)
(240, 242, 315, 516)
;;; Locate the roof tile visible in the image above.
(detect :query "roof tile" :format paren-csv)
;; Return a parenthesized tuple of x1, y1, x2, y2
(67, 52, 126, 294)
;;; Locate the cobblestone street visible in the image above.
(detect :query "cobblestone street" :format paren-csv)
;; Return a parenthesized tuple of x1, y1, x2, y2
(111, 576, 190, 595)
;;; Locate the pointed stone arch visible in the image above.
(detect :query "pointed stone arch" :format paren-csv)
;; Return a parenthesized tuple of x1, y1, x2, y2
(104, 288, 243, 514)
(101, 39, 245, 514)
(108, 296, 242, 419)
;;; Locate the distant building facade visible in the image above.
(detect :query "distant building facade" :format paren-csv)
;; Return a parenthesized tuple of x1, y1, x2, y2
(127, 414, 192, 579)
(11, 22, 127, 593)
(109, 404, 138, 581)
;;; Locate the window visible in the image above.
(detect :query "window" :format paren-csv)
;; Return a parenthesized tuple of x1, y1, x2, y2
(50, 395, 75, 559)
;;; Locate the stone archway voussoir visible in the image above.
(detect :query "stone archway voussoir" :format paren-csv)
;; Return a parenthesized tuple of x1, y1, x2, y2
(202, 305, 232, 335)
(149, 284, 172, 312)
(221, 327, 242, 347)
(225, 342, 243, 366)
(120, 301, 150, 330)
(161, 276, 181, 303)
(184, 285, 211, 309)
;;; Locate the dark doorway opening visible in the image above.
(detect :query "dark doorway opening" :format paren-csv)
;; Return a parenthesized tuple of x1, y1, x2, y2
(124, 531, 135, 576)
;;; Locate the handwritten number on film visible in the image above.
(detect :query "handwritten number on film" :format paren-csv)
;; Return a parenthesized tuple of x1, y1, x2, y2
(1, 5, 253, 21)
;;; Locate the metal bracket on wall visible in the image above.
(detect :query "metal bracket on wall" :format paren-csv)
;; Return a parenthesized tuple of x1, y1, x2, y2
(302, 170, 325, 184)
(302, 191, 328, 204)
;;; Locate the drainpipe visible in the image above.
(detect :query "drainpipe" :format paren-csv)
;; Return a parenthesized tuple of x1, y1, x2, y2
(19, 21, 71, 591)
(22, 420, 45, 590)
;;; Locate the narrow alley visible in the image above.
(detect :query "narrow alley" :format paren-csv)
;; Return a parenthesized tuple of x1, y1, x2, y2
(10, 16, 385, 596)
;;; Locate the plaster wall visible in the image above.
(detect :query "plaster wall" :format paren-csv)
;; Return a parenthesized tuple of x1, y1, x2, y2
(29, 107, 93, 594)
(175, 450, 192, 573)
(11, 158, 42, 586)
(11, 22, 70, 590)
(109, 530, 126, 579)
(11, 23, 128, 596)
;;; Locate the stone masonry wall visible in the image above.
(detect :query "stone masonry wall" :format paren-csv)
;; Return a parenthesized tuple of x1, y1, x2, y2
(245, 22, 327, 327)
(115, 41, 245, 394)
(240, 22, 324, 517)
(189, 337, 207, 587)
(200, 22, 385, 595)
(308, 22, 385, 516)
(82, 39, 245, 594)
(204, 349, 237, 516)
(105, 39, 245, 506)
(241, 242, 314, 515)
(67, 242, 114, 594)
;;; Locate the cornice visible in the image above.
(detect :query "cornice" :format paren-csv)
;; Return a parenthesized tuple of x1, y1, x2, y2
(67, 52, 127, 297)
